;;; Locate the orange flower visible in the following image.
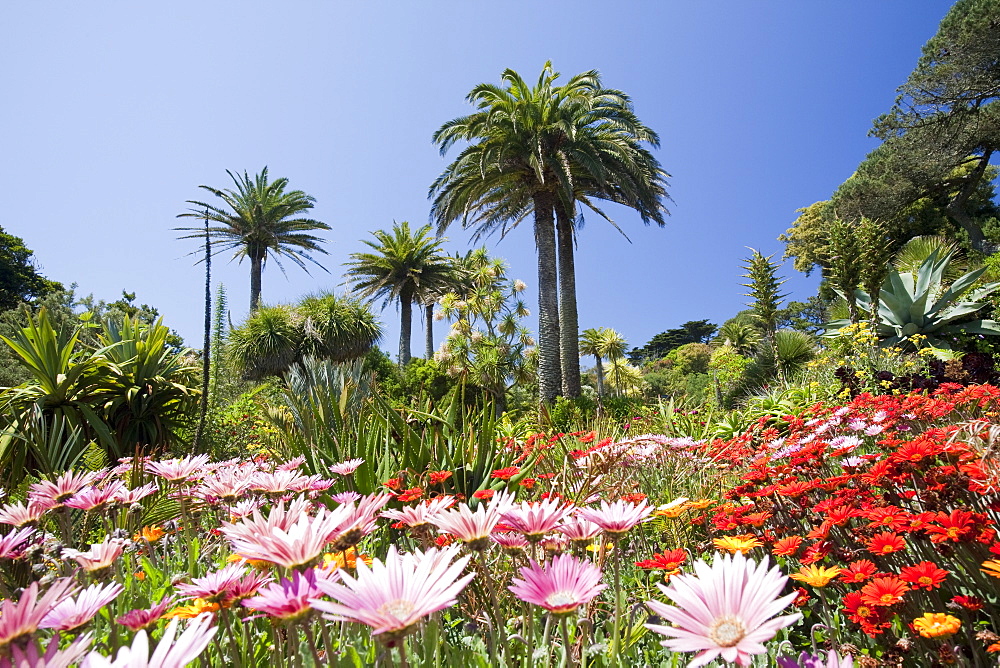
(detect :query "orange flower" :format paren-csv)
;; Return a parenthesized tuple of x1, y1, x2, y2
(839, 559, 877, 583)
(771, 536, 803, 557)
(866, 532, 906, 555)
(912, 612, 960, 639)
(860, 576, 909, 607)
(134, 526, 165, 542)
(164, 598, 219, 619)
(396, 487, 423, 503)
(789, 564, 841, 587)
(635, 549, 686, 571)
(491, 466, 520, 481)
(686, 499, 715, 510)
(900, 561, 948, 590)
(428, 470, 453, 484)
(321, 548, 371, 571)
(980, 559, 1000, 578)
(712, 534, 762, 554)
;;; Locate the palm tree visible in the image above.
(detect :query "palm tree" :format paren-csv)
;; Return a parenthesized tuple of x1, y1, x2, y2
(177, 168, 330, 312)
(430, 63, 668, 403)
(345, 222, 455, 365)
(579, 327, 609, 396)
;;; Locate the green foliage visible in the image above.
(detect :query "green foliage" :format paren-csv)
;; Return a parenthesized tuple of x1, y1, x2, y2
(712, 312, 761, 356)
(0, 227, 62, 312)
(741, 249, 788, 340)
(708, 345, 751, 402)
(228, 294, 381, 381)
(627, 320, 716, 365)
(826, 246, 1000, 349)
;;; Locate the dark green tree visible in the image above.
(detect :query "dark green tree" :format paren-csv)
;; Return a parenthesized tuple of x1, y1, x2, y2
(177, 168, 330, 312)
(0, 227, 62, 312)
(627, 320, 716, 364)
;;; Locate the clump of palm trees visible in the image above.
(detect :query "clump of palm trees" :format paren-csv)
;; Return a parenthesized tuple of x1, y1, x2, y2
(430, 62, 670, 405)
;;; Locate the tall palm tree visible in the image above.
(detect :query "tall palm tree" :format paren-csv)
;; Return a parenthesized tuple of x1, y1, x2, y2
(599, 328, 629, 397)
(430, 63, 668, 403)
(579, 327, 609, 396)
(345, 222, 455, 365)
(177, 168, 330, 312)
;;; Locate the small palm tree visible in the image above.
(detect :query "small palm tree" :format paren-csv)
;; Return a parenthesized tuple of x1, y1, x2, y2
(579, 327, 611, 396)
(177, 168, 330, 312)
(345, 222, 455, 365)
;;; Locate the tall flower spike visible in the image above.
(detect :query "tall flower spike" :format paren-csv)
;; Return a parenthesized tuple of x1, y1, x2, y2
(645, 551, 801, 667)
(310, 545, 473, 645)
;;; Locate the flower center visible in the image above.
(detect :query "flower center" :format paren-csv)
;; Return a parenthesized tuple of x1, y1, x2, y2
(544, 591, 578, 610)
(707, 615, 746, 648)
(377, 598, 416, 622)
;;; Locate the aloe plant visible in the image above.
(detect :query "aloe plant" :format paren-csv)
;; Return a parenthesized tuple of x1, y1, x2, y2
(826, 248, 1000, 349)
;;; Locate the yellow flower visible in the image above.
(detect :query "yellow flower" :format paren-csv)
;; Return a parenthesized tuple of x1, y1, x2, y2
(981, 560, 1000, 579)
(713, 534, 762, 554)
(227, 553, 272, 570)
(163, 598, 220, 619)
(134, 526, 165, 542)
(654, 498, 690, 519)
(321, 547, 372, 570)
(585, 542, 615, 553)
(686, 499, 715, 510)
(789, 564, 841, 587)
(913, 613, 961, 639)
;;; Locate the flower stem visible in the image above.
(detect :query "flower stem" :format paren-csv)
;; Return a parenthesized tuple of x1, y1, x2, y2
(609, 542, 623, 664)
(560, 616, 573, 668)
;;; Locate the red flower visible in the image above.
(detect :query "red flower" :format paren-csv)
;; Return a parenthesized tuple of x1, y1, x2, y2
(491, 466, 520, 481)
(842, 591, 876, 623)
(839, 559, 877, 583)
(635, 549, 686, 571)
(579, 431, 597, 443)
(860, 576, 909, 607)
(825, 505, 855, 526)
(865, 506, 909, 532)
(620, 493, 647, 504)
(776, 480, 813, 497)
(925, 509, 976, 543)
(428, 470, 453, 484)
(396, 487, 423, 503)
(866, 532, 906, 555)
(472, 490, 494, 501)
(792, 587, 810, 607)
(518, 478, 536, 489)
(383, 477, 403, 491)
(434, 534, 454, 547)
(951, 594, 984, 611)
(771, 536, 803, 557)
(899, 561, 949, 590)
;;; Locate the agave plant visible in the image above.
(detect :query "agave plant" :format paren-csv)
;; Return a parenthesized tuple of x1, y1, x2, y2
(826, 248, 1000, 349)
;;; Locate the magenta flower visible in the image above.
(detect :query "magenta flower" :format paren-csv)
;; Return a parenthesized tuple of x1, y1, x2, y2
(193, 466, 255, 502)
(62, 537, 124, 572)
(116, 596, 174, 631)
(329, 458, 364, 476)
(40, 582, 124, 632)
(509, 554, 606, 615)
(310, 545, 474, 644)
(0, 579, 78, 651)
(0, 526, 35, 559)
(491, 532, 530, 552)
(330, 491, 362, 505)
(326, 493, 392, 551)
(174, 562, 249, 602)
(4, 633, 92, 668)
(501, 499, 573, 541)
(779, 650, 854, 668)
(575, 499, 654, 536)
(0, 499, 50, 527)
(29, 470, 101, 506)
(645, 551, 802, 667)
(429, 492, 514, 549)
(382, 496, 455, 528)
(81, 615, 217, 668)
(223, 504, 353, 568)
(557, 516, 602, 543)
(277, 456, 306, 471)
(242, 568, 334, 621)
(112, 482, 159, 505)
(145, 454, 211, 482)
(63, 481, 125, 511)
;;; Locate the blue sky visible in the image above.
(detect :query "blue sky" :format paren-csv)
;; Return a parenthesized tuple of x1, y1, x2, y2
(0, 2, 957, 355)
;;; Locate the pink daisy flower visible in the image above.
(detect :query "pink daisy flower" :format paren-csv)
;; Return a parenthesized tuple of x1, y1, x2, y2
(193, 466, 254, 502)
(29, 470, 101, 506)
(223, 504, 353, 569)
(174, 562, 250, 602)
(82, 615, 217, 668)
(63, 481, 125, 511)
(228, 499, 264, 519)
(0, 499, 51, 527)
(251, 470, 310, 493)
(40, 582, 124, 632)
(62, 537, 124, 572)
(0, 579, 78, 651)
(645, 551, 802, 667)
(429, 492, 514, 550)
(277, 456, 306, 471)
(6, 633, 92, 668)
(329, 458, 364, 476)
(381, 496, 455, 528)
(0, 526, 36, 559)
(113, 482, 159, 505)
(326, 493, 392, 552)
(331, 491, 362, 505)
(501, 499, 573, 541)
(145, 454, 211, 482)
(575, 499, 654, 537)
(557, 516, 603, 543)
(242, 567, 336, 621)
(492, 532, 530, 552)
(508, 554, 606, 615)
(310, 545, 474, 644)
(116, 596, 174, 631)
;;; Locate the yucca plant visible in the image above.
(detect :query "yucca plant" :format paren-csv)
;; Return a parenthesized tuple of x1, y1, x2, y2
(826, 247, 1000, 349)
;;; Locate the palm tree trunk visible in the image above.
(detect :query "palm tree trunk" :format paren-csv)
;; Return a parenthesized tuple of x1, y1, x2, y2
(249, 255, 263, 312)
(399, 287, 414, 366)
(533, 192, 561, 404)
(556, 204, 581, 398)
(595, 356, 605, 397)
(425, 303, 434, 360)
